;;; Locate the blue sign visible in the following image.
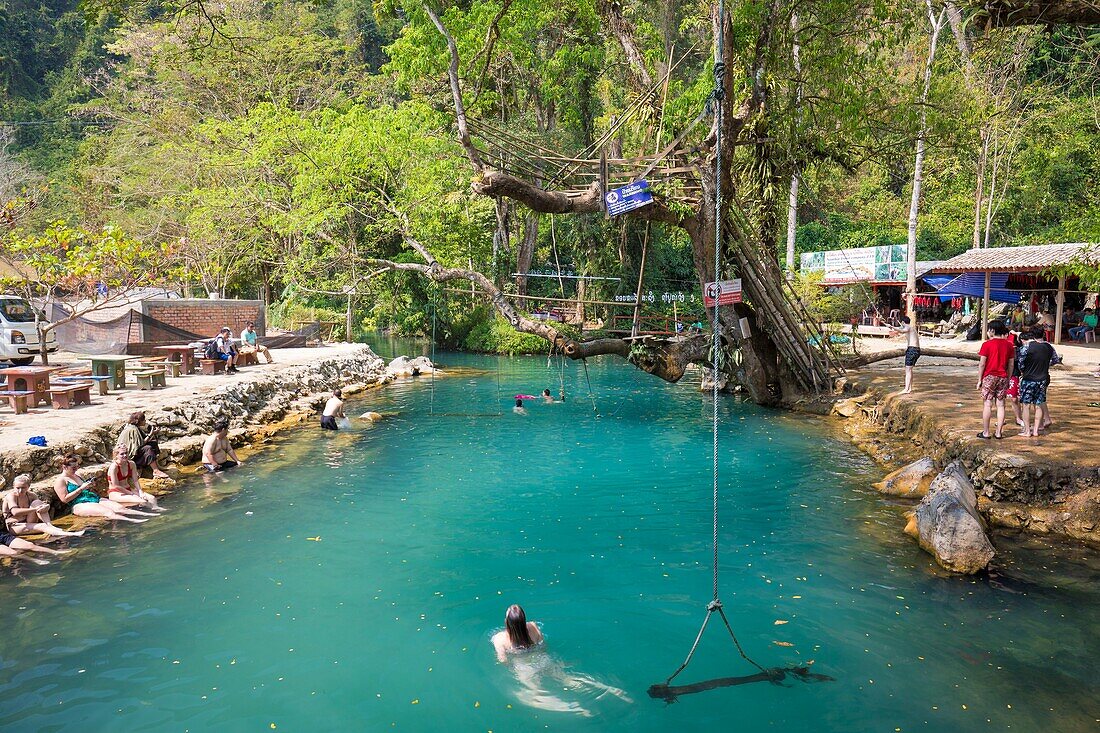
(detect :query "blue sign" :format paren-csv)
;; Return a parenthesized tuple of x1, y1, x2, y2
(604, 180, 653, 217)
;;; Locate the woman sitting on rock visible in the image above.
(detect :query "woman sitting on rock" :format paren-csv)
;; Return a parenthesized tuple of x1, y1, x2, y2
(53, 453, 155, 524)
(3, 473, 85, 537)
(107, 445, 166, 512)
(117, 411, 171, 480)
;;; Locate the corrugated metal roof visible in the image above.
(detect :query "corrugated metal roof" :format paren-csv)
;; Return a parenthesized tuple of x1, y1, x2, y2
(931, 243, 1093, 273)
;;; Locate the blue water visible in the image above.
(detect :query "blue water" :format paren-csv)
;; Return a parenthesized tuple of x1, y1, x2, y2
(0, 340, 1097, 732)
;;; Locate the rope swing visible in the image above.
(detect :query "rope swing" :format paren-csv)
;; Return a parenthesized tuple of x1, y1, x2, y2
(647, 2, 832, 702)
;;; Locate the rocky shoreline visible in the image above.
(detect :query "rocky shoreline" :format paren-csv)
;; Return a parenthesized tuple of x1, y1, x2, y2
(826, 379, 1100, 572)
(3, 345, 390, 519)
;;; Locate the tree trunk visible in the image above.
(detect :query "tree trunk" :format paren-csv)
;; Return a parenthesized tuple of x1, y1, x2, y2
(785, 12, 802, 273)
(906, 4, 946, 317)
(515, 213, 538, 296)
(972, 125, 989, 248)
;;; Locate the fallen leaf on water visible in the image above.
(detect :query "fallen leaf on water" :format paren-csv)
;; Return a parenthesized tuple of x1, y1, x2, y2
(411, 699, 419, 705)
(306, 537, 321, 542)
(773, 641, 794, 647)
(774, 620, 789, 625)
(474, 701, 480, 708)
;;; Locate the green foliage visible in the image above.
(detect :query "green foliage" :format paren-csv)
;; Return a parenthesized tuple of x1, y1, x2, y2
(462, 312, 548, 355)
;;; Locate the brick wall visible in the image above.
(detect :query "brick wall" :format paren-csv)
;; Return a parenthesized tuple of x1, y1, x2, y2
(139, 299, 265, 342)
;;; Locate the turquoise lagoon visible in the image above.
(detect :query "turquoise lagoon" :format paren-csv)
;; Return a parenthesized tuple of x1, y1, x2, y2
(0, 342, 1097, 731)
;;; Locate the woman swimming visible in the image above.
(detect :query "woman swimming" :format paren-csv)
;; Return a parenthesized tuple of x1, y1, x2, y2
(492, 604, 544, 662)
(491, 604, 630, 716)
(53, 454, 156, 523)
(107, 445, 166, 512)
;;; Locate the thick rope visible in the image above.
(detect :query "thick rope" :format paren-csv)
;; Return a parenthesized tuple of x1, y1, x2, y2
(660, 0, 771, 688)
(581, 358, 600, 417)
(430, 299, 437, 416)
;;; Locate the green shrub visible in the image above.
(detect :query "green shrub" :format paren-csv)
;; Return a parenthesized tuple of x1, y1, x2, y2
(463, 315, 548, 355)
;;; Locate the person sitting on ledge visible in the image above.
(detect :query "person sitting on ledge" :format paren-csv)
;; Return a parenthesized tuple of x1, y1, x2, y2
(213, 327, 239, 373)
(240, 321, 273, 364)
(117, 411, 171, 479)
(0, 526, 72, 564)
(203, 420, 242, 472)
(107, 445, 166, 512)
(3, 474, 85, 537)
(53, 453, 155, 523)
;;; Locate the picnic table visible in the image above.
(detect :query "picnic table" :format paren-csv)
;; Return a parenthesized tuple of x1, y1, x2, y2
(153, 344, 199, 375)
(0, 365, 62, 407)
(82, 355, 141, 390)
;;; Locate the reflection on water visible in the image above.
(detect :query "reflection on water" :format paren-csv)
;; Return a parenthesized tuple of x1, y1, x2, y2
(0, 346, 1098, 732)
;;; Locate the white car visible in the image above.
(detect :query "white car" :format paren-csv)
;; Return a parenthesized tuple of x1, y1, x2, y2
(0, 296, 58, 365)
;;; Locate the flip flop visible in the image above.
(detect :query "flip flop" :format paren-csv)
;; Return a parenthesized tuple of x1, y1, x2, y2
(976, 433, 991, 440)
(994, 434, 1003, 439)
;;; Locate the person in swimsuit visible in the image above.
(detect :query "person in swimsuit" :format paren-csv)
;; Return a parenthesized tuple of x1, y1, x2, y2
(888, 316, 920, 394)
(321, 390, 345, 430)
(0, 527, 72, 564)
(492, 604, 545, 662)
(53, 453, 155, 523)
(513, 398, 527, 415)
(3, 474, 85, 537)
(107, 445, 166, 512)
(202, 420, 242, 472)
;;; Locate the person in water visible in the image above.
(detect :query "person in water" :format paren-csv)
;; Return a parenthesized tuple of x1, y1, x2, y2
(321, 389, 345, 430)
(492, 604, 545, 662)
(513, 398, 527, 415)
(3, 474, 85, 537)
(541, 389, 558, 403)
(107, 445, 166, 512)
(0, 526, 71, 564)
(53, 453, 154, 523)
(202, 420, 242, 472)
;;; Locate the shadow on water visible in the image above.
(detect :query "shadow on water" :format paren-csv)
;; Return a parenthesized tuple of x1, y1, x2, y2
(648, 665, 835, 703)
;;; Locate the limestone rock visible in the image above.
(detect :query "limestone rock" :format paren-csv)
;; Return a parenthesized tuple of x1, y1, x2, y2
(912, 461, 995, 574)
(360, 412, 383, 422)
(874, 457, 937, 498)
(386, 355, 435, 378)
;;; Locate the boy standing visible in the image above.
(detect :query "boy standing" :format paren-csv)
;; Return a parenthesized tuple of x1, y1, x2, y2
(976, 321, 1014, 439)
(890, 315, 920, 394)
(1018, 329, 1056, 437)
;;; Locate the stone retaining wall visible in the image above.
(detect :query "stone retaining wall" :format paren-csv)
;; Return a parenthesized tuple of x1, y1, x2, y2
(2, 346, 387, 509)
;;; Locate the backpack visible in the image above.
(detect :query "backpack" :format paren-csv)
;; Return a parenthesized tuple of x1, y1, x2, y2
(203, 339, 220, 359)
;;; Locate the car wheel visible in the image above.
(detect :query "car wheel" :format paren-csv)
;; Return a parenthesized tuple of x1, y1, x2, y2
(9, 357, 35, 366)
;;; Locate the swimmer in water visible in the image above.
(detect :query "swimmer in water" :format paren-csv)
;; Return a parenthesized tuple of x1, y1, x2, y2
(491, 604, 630, 715)
(514, 398, 527, 415)
(542, 389, 557, 403)
(492, 604, 544, 662)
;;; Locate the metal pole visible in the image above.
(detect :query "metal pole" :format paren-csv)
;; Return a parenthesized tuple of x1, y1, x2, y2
(981, 271, 991, 336)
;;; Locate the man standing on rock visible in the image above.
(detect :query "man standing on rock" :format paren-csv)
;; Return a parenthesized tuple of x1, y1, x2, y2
(889, 315, 920, 394)
(1018, 328, 1056, 438)
(976, 321, 1014, 440)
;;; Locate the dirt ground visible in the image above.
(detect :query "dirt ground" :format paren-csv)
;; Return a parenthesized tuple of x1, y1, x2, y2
(0, 343, 365, 454)
(849, 334, 1099, 468)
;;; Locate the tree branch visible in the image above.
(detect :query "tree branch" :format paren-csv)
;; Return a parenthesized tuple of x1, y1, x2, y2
(843, 347, 981, 368)
(424, 4, 482, 170)
(963, 0, 1100, 27)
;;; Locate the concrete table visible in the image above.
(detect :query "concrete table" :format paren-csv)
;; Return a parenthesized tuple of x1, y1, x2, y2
(83, 355, 140, 390)
(0, 366, 61, 407)
(153, 345, 199, 375)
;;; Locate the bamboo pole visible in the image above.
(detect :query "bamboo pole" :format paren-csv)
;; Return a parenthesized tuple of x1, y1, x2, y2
(631, 223, 651, 338)
(1054, 274, 1066, 345)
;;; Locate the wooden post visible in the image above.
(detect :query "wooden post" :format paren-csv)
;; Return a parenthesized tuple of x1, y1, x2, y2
(981, 270, 991, 336)
(631, 223, 651, 338)
(1054, 274, 1066, 345)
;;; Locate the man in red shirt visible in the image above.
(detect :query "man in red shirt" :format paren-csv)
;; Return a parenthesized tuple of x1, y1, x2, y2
(976, 320, 1015, 439)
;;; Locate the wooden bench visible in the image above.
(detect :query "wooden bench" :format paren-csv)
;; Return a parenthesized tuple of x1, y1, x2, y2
(49, 382, 93, 409)
(200, 359, 226, 375)
(56, 374, 112, 396)
(0, 389, 36, 414)
(133, 369, 167, 390)
(161, 361, 183, 378)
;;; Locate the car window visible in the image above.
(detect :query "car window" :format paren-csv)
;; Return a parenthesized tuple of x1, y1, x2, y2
(0, 299, 42, 323)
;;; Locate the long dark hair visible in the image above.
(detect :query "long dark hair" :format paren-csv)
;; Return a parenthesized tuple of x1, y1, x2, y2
(505, 604, 534, 648)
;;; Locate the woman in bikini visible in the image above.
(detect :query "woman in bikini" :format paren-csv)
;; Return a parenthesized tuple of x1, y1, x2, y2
(107, 445, 166, 512)
(0, 529, 71, 565)
(3, 473, 85, 537)
(492, 604, 545, 662)
(53, 453, 155, 523)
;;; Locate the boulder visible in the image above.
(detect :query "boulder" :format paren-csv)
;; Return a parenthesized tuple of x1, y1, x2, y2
(911, 461, 995, 574)
(873, 457, 937, 497)
(360, 412, 384, 422)
(386, 355, 435, 378)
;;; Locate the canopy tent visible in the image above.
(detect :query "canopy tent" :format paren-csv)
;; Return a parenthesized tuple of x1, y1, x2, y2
(923, 272, 1020, 304)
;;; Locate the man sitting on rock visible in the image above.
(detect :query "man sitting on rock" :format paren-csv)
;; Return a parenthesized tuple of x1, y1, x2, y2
(202, 419, 242, 472)
(240, 321, 273, 364)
